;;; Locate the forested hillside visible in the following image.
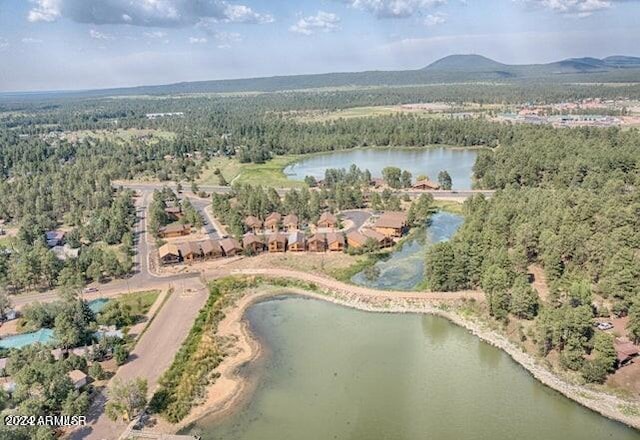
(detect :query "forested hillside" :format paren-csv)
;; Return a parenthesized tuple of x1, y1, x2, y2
(425, 126, 640, 382)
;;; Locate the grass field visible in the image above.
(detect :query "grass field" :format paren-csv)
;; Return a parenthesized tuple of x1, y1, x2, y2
(292, 103, 500, 123)
(433, 199, 465, 215)
(113, 290, 160, 317)
(198, 155, 305, 188)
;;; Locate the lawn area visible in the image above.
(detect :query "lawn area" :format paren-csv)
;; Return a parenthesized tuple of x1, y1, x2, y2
(433, 199, 465, 215)
(112, 290, 160, 317)
(199, 154, 305, 188)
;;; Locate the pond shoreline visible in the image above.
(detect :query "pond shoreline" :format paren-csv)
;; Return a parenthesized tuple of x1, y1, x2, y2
(171, 282, 640, 435)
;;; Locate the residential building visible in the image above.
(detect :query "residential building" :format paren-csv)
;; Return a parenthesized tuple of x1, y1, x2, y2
(412, 179, 440, 190)
(307, 233, 327, 252)
(244, 216, 263, 233)
(68, 370, 88, 390)
(283, 214, 299, 232)
(198, 239, 223, 259)
(327, 232, 345, 252)
(158, 223, 191, 238)
(317, 212, 338, 229)
(288, 231, 306, 252)
(45, 230, 65, 247)
(220, 237, 242, 257)
(268, 232, 287, 253)
(243, 233, 266, 254)
(158, 243, 180, 265)
(265, 212, 282, 232)
(374, 212, 408, 238)
(346, 231, 368, 249)
(362, 228, 394, 248)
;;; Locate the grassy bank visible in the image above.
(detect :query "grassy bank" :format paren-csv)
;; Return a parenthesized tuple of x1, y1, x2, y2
(198, 155, 305, 188)
(149, 277, 318, 423)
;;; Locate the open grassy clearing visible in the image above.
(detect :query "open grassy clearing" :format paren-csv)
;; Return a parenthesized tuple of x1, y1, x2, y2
(199, 155, 305, 188)
(432, 199, 465, 215)
(111, 290, 160, 317)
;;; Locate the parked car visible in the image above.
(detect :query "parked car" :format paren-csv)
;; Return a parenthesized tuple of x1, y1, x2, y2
(597, 322, 614, 331)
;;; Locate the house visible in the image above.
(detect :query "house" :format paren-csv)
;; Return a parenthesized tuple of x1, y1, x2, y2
(51, 348, 65, 361)
(374, 212, 408, 238)
(346, 231, 368, 249)
(158, 223, 191, 238)
(288, 231, 306, 252)
(615, 339, 639, 368)
(412, 179, 440, 190)
(243, 233, 266, 254)
(71, 346, 92, 358)
(244, 216, 263, 233)
(198, 239, 223, 259)
(220, 237, 242, 257)
(52, 244, 80, 261)
(158, 243, 181, 265)
(317, 212, 338, 229)
(268, 233, 287, 253)
(178, 241, 202, 263)
(68, 369, 88, 390)
(327, 232, 345, 252)
(283, 214, 299, 232)
(45, 230, 65, 247)
(362, 228, 394, 248)
(164, 206, 183, 220)
(307, 233, 327, 252)
(164, 206, 183, 221)
(95, 325, 124, 339)
(264, 212, 282, 232)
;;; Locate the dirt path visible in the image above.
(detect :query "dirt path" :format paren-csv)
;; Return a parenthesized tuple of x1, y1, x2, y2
(209, 267, 484, 302)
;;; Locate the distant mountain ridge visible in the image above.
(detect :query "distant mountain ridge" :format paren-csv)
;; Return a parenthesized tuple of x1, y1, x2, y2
(423, 54, 640, 74)
(4, 54, 640, 99)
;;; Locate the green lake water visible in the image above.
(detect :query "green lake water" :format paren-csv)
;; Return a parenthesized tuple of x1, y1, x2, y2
(186, 297, 639, 440)
(283, 147, 478, 190)
(351, 211, 463, 290)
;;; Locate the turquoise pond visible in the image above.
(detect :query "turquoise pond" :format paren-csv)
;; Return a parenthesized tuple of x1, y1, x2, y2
(0, 328, 54, 349)
(88, 298, 110, 314)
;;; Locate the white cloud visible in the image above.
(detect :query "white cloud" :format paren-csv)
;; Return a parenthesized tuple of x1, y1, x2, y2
(0, 38, 9, 50)
(189, 37, 208, 44)
(27, 0, 273, 27)
(290, 11, 340, 35)
(424, 12, 446, 25)
(144, 31, 167, 39)
(89, 29, 114, 40)
(212, 31, 242, 48)
(339, 0, 447, 18)
(521, 0, 635, 16)
(21, 37, 44, 44)
(224, 4, 274, 24)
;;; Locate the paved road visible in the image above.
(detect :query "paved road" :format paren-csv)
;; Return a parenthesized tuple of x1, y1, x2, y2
(341, 209, 372, 232)
(114, 181, 495, 202)
(71, 277, 209, 440)
(182, 193, 220, 240)
(12, 190, 197, 309)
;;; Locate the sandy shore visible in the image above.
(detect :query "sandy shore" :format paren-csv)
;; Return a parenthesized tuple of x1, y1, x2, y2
(171, 282, 640, 433)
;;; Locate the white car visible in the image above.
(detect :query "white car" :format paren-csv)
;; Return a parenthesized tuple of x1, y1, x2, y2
(597, 322, 614, 331)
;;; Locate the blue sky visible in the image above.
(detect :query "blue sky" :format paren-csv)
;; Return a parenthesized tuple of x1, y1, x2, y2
(0, 0, 639, 92)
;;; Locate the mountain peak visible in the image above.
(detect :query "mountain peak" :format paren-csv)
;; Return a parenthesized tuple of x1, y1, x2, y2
(423, 54, 506, 71)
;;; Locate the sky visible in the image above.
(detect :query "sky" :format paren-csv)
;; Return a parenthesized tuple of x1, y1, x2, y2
(0, 0, 639, 92)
